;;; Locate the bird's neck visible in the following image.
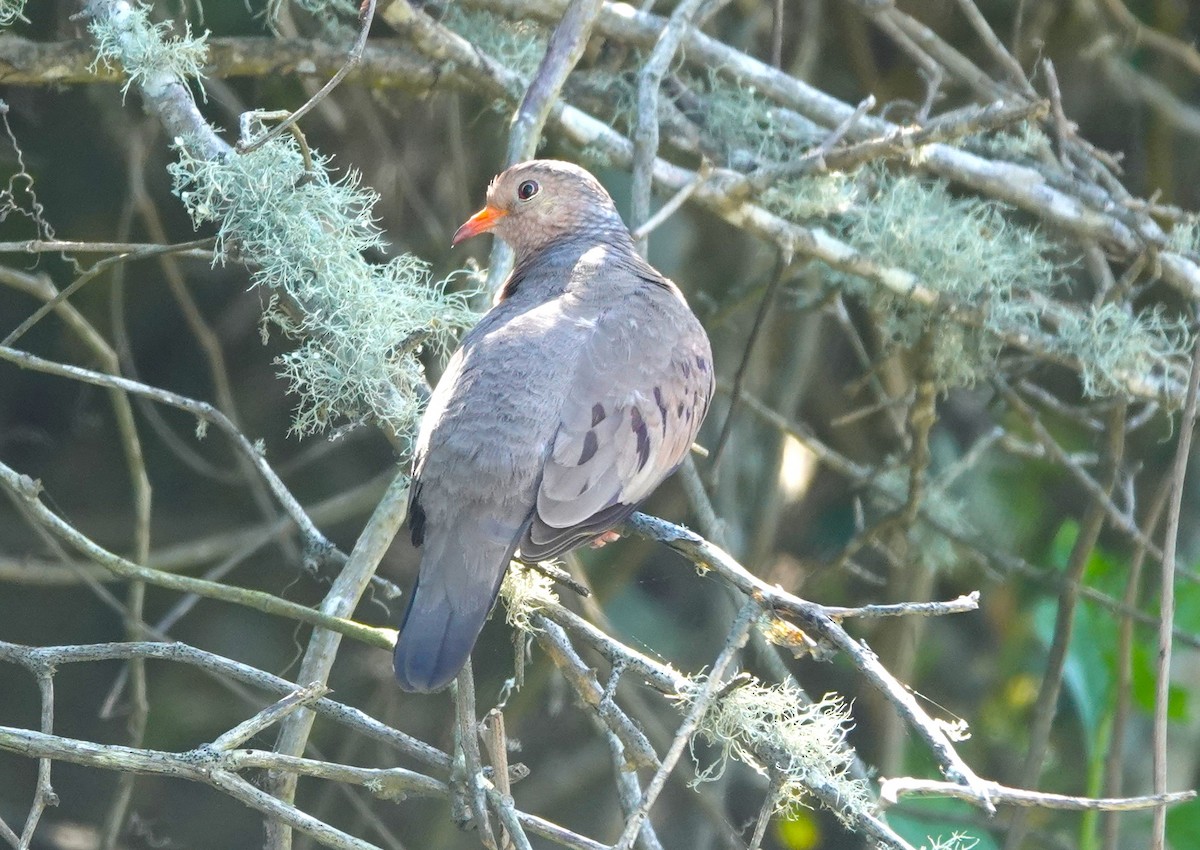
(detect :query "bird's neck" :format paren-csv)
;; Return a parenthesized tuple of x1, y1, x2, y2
(500, 231, 638, 303)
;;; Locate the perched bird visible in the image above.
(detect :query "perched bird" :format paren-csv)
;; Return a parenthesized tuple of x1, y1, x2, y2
(393, 160, 714, 692)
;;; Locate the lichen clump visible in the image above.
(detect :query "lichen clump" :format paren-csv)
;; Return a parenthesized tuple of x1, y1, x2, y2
(686, 681, 870, 825)
(443, 6, 549, 82)
(0, 0, 27, 27)
(88, 1, 208, 96)
(170, 136, 477, 437)
(767, 163, 1190, 396)
(500, 564, 559, 631)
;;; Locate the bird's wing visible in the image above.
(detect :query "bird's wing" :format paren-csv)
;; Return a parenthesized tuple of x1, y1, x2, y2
(519, 293, 713, 561)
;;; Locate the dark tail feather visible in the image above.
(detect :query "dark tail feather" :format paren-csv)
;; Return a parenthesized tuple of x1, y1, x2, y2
(393, 529, 515, 693)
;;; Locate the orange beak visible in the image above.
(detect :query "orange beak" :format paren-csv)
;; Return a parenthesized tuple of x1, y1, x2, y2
(452, 205, 508, 246)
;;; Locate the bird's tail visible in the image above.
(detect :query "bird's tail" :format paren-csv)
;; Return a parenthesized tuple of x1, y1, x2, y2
(393, 520, 519, 693)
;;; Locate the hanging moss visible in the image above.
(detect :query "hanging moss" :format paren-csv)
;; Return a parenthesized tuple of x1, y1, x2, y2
(679, 69, 823, 169)
(1166, 213, 1200, 256)
(965, 122, 1056, 164)
(1053, 303, 1190, 399)
(0, 0, 27, 27)
(443, 5, 549, 82)
(685, 681, 871, 826)
(88, 1, 208, 97)
(170, 135, 477, 438)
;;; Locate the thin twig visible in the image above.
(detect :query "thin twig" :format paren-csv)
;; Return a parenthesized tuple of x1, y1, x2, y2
(0, 345, 334, 556)
(631, 0, 709, 256)
(487, 0, 606, 292)
(630, 161, 710, 242)
(237, 0, 378, 154)
(17, 667, 58, 849)
(1, 239, 213, 347)
(949, 0, 1037, 97)
(532, 619, 659, 769)
(706, 248, 792, 476)
(0, 640, 448, 769)
(0, 726, 383, 850)
(601, 725, 665, 850)
(507, 0, 604, 164)
(627, 512, 996, 812)
(612, 598, 757, 850)
(1104, 479, 1170, 850)
(0, 459, 395, 650)
(0, 239, 214, 255)
(881, 777, 1195, 811)
(821, 592, 980, 620)
(1092, 0, 1200, 76)
(452, 664, 497, 849)
(734, 388, 1200, 647)
(1151, 326, 1200, 849)
(265, 470, 412, 849)
(1004, 402, 1126, 850)
(210, 683, 330, 751)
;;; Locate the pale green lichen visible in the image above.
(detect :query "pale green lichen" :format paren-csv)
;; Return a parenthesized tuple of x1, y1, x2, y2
(88, 2, 208, 96)
(841, 166, 1057, 302)
(1054, 302, 1190, 399)
(767, 161, 1191, 398)
(169, 135, 477, 438)
(1166, 213, 1200, 256)
(924, 832, 980, 850)
(0, 0, 27, 27)
(266, 0, 358, 35)
(500, 564, 559, 632)
(443, 5, 548, 82)
(762, 172, 857, 221)
(843, 167, 1056, 387)
(770, 165, 1055, 387)
(684, 682, 870, 826)
(967, 122, 1055, 163)
(680, 70, 823, 169)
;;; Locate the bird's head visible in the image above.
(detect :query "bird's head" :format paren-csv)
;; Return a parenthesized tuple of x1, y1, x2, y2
(452, 160, 630, 257)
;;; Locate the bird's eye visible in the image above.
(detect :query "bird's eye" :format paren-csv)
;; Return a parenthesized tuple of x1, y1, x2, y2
(517, 180, 540, 201)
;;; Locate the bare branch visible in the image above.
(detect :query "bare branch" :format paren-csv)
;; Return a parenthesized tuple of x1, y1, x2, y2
(882, 777, 1196, 811)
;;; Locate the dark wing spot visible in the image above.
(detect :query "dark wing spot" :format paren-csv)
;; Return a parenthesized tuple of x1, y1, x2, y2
(677, 401, 685, 416)
(696, 354, 708, 373)
(578, 430, 599, 464)
(681, 360, 691, 378)
(653, 387, 669, 435)
(591, 403, 606, 426)
(409, 487, 426, 548)
(637, 271, 672, 290)
(630, 407, 651, 470)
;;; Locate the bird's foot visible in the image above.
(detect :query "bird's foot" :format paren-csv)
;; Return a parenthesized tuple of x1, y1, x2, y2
(588, 530, 623, 549)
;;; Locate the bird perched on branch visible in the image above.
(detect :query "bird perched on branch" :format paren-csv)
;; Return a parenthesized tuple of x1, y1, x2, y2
(393, 160, 714, 692)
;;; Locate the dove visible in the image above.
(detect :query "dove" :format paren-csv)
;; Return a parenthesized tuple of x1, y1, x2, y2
(393, 160, 714, 692)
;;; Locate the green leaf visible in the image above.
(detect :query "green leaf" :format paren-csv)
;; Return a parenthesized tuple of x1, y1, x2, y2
(1131, 643, 1190, 721)
(1049, 520, 1079, 571)
(1048, 519, 1125, 598)
(1168, 797, 1200, 850)
(1174, 576, 1200, 634)
(1032, 598, 1113, 745)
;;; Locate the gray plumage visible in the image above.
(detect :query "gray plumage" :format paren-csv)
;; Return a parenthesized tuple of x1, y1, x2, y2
(393, 160, 714, 692)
